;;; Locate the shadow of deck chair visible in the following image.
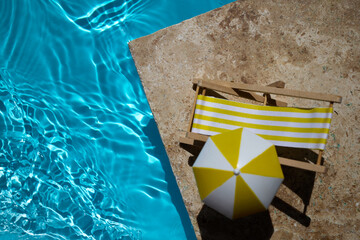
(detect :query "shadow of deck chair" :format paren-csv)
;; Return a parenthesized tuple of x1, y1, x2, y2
(179, 79, 342, 173)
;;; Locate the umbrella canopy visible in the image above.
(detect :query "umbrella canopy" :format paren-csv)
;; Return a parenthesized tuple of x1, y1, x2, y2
(193, 128, 284, 219)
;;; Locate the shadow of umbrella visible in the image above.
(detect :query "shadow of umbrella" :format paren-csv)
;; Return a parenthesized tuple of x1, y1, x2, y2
(197, 205, 274, 240)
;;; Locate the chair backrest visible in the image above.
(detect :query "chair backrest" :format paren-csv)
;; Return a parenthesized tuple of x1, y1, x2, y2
(181, 79, 342, 173)
(191, 95, 333, 150)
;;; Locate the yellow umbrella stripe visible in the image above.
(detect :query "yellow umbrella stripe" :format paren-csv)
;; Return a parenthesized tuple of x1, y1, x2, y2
(233, 176, 266, 219)
(211, 128, 242, 169)
(241, 145, 284, 179)
(193, 167, 233, 200)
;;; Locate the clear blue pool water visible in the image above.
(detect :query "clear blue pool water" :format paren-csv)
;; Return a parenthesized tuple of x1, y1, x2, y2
(0, 0, 234, 239)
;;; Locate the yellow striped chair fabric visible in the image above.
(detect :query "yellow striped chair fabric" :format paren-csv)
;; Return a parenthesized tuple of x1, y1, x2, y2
(191, 95, 333, 150)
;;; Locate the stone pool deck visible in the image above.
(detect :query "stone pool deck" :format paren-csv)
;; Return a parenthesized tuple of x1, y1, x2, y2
(129, 0, 360, 239)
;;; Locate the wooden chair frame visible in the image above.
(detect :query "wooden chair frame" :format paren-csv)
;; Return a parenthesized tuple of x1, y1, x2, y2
(180, 79, 342, 173)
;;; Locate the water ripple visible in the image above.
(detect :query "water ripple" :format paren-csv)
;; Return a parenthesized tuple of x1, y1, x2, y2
(0, 0, 235, 239)
(0, 71, 140, 239)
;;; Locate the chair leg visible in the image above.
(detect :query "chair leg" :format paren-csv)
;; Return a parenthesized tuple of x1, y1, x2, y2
(317, 150, 323, 165)
(202, 88, 207, 95)
(263, 94, 270, 106)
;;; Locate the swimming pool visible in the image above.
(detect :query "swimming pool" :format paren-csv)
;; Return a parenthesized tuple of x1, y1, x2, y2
(0, 0, 233, 239)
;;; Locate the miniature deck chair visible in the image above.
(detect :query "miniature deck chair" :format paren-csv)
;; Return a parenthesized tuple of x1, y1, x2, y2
(180, 79, 342, 173)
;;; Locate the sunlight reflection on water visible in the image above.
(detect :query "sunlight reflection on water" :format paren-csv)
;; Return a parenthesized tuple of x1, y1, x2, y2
(0, 0, 234, 239)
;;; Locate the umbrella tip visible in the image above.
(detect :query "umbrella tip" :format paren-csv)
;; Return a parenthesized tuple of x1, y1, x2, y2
(233, 168, 240, 176)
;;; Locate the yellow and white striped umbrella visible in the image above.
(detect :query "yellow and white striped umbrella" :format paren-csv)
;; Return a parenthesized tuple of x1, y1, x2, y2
(193, 128, 284, 219)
